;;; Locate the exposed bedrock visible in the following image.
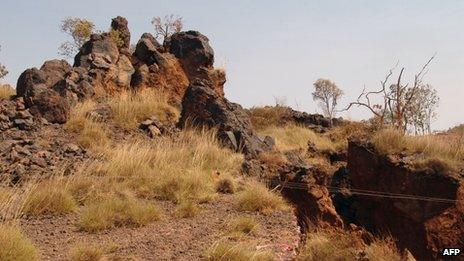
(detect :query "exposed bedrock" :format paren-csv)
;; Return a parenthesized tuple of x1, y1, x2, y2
(179, 79, 274, 158)
(346, 140, 464, 259)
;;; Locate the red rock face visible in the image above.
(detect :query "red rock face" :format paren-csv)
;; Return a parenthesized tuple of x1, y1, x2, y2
(347, 141, 464, 259)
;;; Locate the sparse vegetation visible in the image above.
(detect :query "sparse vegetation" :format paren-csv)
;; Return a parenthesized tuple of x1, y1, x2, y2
(175, 200, 200, 218)
(312, 78, 343, 123)
(248, 106, 289, 130)
(65, 100, 109, 150)
(77, 197, 161, 232)
(298, 230, 358, 261)
(0, 84, 15, 99)
(364, 238, 402, 261)
(59, 17, 95, 57)
(215, 174, 236, 194)
(259, 124, 339, 152)
(372, 128, 464, 173)
(299, 231, 404, 261)
(108, 89, 179, 129)
(205, 241, 274, 261)
(0, 45, 8, 79)
(22, 178, 77, 216)
(151, 14, 183, 41)
(228, 216, 259, 236)
(345, 56, 438, 132)
(235, 181, 288, 214)
(0, 223, 38, 261)
(69, 243, 105, 261)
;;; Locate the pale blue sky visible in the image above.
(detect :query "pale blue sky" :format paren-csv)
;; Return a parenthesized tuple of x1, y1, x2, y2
(1, 0, 463, 130)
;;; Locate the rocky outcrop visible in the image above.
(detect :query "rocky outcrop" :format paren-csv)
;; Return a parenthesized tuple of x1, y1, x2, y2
(179, 79, 274, 157)
(347, 140, 464, 259)
(168, 31, 226, 96)
(131, 33, 189, 103)
(243, 151, 344, 231)
(0, 98, 35, 131)
(15, 17, 230, 123)
(16, 63, 71, 123)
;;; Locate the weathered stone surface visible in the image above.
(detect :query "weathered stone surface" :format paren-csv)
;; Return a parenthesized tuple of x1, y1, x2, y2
(111, 16, 131, 49)
(167, 31, 226, 96)
(168, 31, 214, 76)
(132, 36, 189, 103)
(179, 79, 273, 157)
(16, 62, 71, 123)
(134, 33, 165, 65)
(74, 33, 119, 68)
(243, 150, 344, 230)
(347, 140, 464, 259)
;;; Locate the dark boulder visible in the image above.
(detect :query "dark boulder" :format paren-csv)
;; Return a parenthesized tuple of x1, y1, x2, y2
(179, 79, 273, 157)
(16, 61, 72, 123)
(40, 59, 72, 86)
(168, 31, 215, 80)
(74, 34, 119, 68)
(134, 33, 166, 65)
(111, 16, 131, 49)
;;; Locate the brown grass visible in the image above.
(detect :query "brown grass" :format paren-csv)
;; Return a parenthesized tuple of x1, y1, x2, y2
(0, 84, 15, 99)
(65, 100, 109, 150)
(259, 124, 339, 152)
(364, 238, 402, 261)
(108, 89, 179, 129)
(77, 197, 161, 232)
(298, 230, 359, 261)
(215, 175, 236, 194)
(0, 223, 38, 261)
(22, 178, 77, 216)
(205, 241, 274, 261)
(235, 180, 288, 214)
(228, 216, 260, 236)
(372, 128, 464, 173)
(248, 106, 289, 130)
(68, 242, 118, 261)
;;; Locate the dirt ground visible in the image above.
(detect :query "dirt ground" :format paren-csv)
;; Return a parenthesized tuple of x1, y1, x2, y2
(22, 195, 301, 260)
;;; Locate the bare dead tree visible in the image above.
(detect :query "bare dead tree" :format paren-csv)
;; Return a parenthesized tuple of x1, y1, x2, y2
(151, 14, 183, 42)
(344, 55, 436, 131)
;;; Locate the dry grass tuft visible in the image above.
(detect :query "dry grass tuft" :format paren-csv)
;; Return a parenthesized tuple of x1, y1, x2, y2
(259, 124, 339, 152)
(372, 128, 464, 173)
(248, 106, 289, 130)
(299, 229, 402, 261)
(215, 175, 236, 194)
(235, 180, 288, 214)
(0, 84, 15, 99)
(205, 241, 274, 261)
(0, 223, 38, 261)
(108, 89, 179, 129)
(87, 128, 243, 205)
(298, 230, 358, 261)
(69, 243, 105, 261)
(69, 242, 118, 261)
(65, 100, 109, 150)
(77, 197, 161, 232)
(228, 216, 259, 236)
(257, 151, 288, 169)
(175, 200, 200, 218)
(22, 178, 77, 216)
(364, 238, 402, 261)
